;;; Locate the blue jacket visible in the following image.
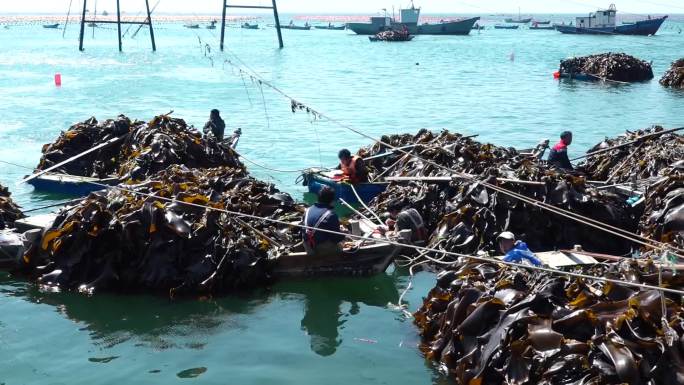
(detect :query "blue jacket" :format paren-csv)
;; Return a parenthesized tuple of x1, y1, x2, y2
(503, 241, 543, 266)
(302, 203, 346, 246)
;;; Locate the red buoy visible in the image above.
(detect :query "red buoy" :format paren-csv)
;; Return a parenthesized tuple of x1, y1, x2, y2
(553, 71, 561, 79)
(54, 73, 62, 86)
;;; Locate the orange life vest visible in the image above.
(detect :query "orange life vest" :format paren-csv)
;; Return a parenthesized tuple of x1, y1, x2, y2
(341, 155, 361, 183)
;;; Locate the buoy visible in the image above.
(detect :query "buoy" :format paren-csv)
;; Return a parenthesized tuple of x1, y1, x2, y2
(553, 71, 561, 79)
(54, 73, 62, 87)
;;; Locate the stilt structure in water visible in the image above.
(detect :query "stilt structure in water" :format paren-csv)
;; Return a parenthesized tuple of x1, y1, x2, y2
(220, 0, 284, 50)
(78, 0, 156, 52)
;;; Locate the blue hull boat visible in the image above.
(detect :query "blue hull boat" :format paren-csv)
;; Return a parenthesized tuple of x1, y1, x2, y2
(556, 16, 667, 35)
(300, 169, 387, 205)
(27, 173, 118, 196)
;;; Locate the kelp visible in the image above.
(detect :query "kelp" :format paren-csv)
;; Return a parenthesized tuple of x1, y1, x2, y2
(559, 52, 654, 82)
(639, 168, 684, 251)
(19, 165, 303, 296)
(414, 259, 684, 385)
(660, 58, 684, 89)
(35, 114, 242, 181)
(0, 183, 24, 230)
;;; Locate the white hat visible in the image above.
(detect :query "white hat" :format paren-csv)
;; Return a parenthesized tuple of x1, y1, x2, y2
(497, 231, 515, 241)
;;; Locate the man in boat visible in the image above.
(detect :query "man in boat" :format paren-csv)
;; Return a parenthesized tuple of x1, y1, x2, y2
(497, 231, 543, 266)
(302, 186, 347, 257)
(338, 149, 369, 183)
(547, 131, 574, 171)
(385, 201, 428, 244)
(203, 109, 225, 141)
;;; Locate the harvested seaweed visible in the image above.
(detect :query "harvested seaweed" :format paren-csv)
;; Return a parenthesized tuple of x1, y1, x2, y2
(559, 52, 654, 82)
(0, 183, 24, 229)
(35, 114, 242, 181)
(20, 165, 303, 296)
(414, 259, 684, 385)
(660, 58, 684, 89)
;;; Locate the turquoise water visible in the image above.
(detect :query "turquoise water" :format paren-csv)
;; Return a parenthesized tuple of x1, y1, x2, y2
(1, 16, 683, 384)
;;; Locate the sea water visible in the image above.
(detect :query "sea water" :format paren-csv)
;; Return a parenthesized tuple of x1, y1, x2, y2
(1, 15, 683, 384)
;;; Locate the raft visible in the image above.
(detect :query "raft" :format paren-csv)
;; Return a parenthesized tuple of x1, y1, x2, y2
(272, 242, 401, 278)
(300, 169, 387, 205)
(26, 173, 119, 196)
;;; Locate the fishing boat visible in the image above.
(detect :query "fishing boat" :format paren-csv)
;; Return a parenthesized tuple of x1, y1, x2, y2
(346, 2, 480, 35)
(300, 169, 387, 206)
(505, 8, 532, 23)
(530, 24, 556, 30)
(206, 20, 217, 29)
(184, 24, 200, 29)
(314, 24, 346, 30)
(533, 20, 551, 25)
(241, 22, 259, 29)
(494, 25, 520, 29)
(26, 173, 119, 196)
(555, 4, 667, 35)
(281, 22, 311, 30)
(272, 241, 402, 278)
(43, 23, 60, 29)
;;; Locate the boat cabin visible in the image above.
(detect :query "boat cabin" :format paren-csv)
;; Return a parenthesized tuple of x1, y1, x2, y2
(400, 6, 420, 25)
(575, 4, 617, 29)
(369, 16, 392, 28)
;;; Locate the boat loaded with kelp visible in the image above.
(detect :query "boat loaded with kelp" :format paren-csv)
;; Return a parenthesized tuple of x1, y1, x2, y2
(346, 1, 479, 36)
(555, 4, 667, 35)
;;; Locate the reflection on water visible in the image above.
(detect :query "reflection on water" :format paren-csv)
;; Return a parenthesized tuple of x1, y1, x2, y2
(0, 271, 399, 357)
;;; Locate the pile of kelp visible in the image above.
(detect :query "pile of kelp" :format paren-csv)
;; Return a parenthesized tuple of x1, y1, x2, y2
(35, 114, 241, 181)
(639, 167, 684, 250)
(0, 183, 24, 230)
(660, 58, 684, 89)
(19, 165, 303, 296)
(372, 29, 412, 41)
(578, 126, 684, 183)
(361, 130, 637, 255)
(414, 259, 684, 385)
(559, 52, 654, 82)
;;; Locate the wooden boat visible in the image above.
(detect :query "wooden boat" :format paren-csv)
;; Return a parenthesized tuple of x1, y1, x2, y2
(241, 23, 259, 29)
(530, 25, 556, 30)
(184, 24, 200, 29)
(281, 23, 311, 30)
(369, 34, 415, 41)
(494, 25, 520, 29)
(300, 169, 387, 205)
(533, 20, 551, 25)
(314, 24, 346, 30)
(555, 4, 667, 36)
(43, 23, 60, 29)
(272, 242, 402, 278)
(26, 173, 118, 196)
(505, 9, 532, 24)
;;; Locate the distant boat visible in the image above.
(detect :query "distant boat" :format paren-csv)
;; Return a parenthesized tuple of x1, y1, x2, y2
(347, 3, 480, 35)
(281, 22, 311, 30)
(184, 24, 200, 29)
(532, 20, 551, 25)
(87, 22, 97, 27)
(241, 22, 259, 29)
(206, 20, 217, 29)
(505, 7, 531, 23)
(494, 25, 519, 29)
(555, 4, 667, 35)
(530, 24, 556, 30)
(43, 23, 60, 29)
(314, 24, 346, 30)
(101, 10, 109, 16)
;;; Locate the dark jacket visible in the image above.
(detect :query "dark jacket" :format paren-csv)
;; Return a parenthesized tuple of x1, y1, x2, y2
(302, 203, 345, 246)
(547, 141, 573, 170)
(203, 117, 225, 141)
(396, 208, 427, 241)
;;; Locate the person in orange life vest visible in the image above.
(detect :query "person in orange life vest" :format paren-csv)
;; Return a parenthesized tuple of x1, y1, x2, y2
(547, 131, 574, 171)
(385, 200, 428, 244)
(338, 149, 369, 183)
(301, 186, 346, 257)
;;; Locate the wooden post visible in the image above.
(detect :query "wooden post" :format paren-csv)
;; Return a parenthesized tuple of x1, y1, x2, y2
(78, 0, 87, 51)
(272, 0, 284, 49)
(220, 0, 227, 51)
(145, 0, 156, 51)
(116, 0, 122, 51)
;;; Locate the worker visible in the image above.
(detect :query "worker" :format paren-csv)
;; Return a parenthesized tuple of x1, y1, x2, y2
(496, 231, 543, 266)
(203, 109, 225, 141)
(547, 131, 574, 171)
(338, 149, 369, 183)
(302, 186, 346, 257)
(385, 201, 428, 243)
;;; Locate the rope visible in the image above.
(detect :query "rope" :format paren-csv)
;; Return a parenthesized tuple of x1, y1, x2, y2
(51, 177, 684, 296)
(349, 183, 385, 225)
(230, 148, 305, 173)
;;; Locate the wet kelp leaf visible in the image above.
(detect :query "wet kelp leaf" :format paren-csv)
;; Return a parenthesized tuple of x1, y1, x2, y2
(414, 260, 684, 385)
(0, 183, 24, 230)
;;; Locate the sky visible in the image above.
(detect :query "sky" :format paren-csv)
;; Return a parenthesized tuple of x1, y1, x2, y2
(1, 0, 681, 15)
